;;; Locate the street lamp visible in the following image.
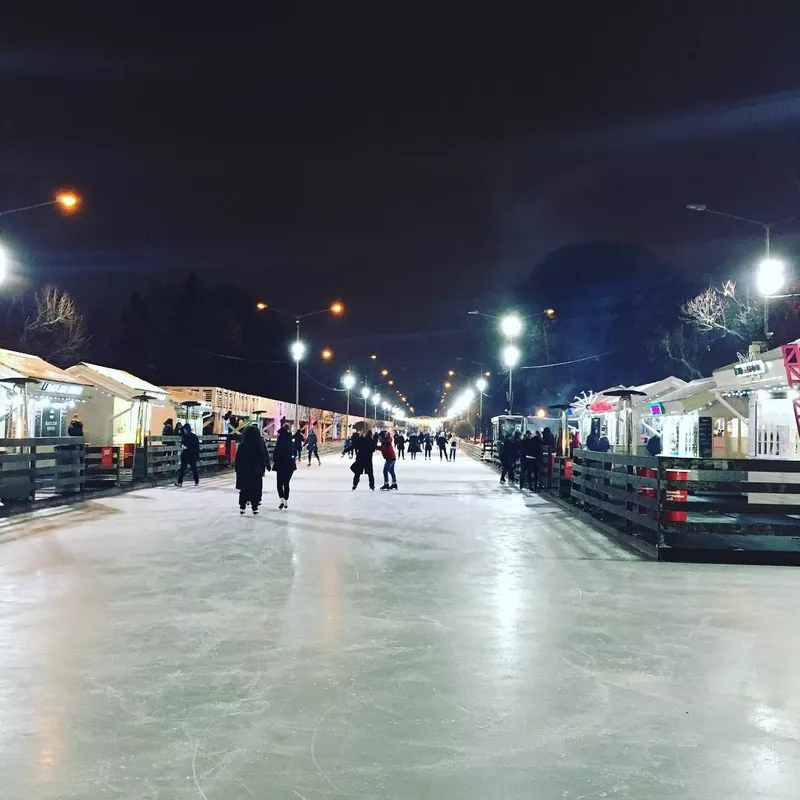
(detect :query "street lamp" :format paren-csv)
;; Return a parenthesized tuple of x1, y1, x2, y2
(372, 393, 381, 422)
(686, 203, 797, 337)
(360, 385, 371, 428)
(342, 372, 356, 438)
(502, 344, 521, 414)
(499, 313, 524, 339)
(256, 300, 345, 431)
(0, 190, 82, 219)
(475, 377, 488, 437)
(290, 340, 306, 431)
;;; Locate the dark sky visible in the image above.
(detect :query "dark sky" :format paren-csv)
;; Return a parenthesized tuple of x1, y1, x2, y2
(2, 5, 800, 412)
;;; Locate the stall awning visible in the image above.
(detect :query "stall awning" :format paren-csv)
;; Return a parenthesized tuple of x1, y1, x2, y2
(0, 347, 88, 393)
(66, 363, 169, 404)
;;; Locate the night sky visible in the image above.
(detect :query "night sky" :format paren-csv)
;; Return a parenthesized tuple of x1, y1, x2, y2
(2, 6, 800, 414)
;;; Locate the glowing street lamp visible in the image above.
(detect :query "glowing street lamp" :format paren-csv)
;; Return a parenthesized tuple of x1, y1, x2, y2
(502, 344, 521, 414)
(0, 189, 83, 219)
(686, 203, 797, 338)
(372, 392, 381, 422)
(321, 347, 333, 361)
(499, 313, 524, 339)
(290, 341, 306, 432)
(360, 385, 371, 424)
(342, 372, 357, 438)
(256, 300, 345, 430)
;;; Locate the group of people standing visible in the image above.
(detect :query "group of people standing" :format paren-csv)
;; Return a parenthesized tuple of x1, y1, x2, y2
(498, 428, 557, 491)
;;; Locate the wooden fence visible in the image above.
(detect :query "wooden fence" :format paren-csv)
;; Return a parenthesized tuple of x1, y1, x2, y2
(569, 450, 800, 554)
(0, 438, 85, 505)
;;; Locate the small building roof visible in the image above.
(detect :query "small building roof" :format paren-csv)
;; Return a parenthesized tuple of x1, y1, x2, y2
(67, 363, 169, 402)
(0, 347, 85, 385)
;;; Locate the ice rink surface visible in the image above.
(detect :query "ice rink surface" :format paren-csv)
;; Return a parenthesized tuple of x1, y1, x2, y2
(1, 450, 799, 798)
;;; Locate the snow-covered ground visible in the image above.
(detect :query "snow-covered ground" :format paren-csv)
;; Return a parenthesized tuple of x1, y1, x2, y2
(1, 451, 799, 798)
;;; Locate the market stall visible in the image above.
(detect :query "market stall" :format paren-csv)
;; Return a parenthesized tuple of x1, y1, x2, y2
(66, 362, 175, 445)
(713, 341, 800, 459)
(0, 348, 88, 438)
(573, 377, 686, 454)
(642, 377, 748, 458)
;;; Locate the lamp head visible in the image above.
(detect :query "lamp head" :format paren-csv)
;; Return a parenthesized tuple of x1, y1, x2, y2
(290, 341, 306, 362)
(502, 344, 521, 368)
(499, 313, 524, 338)
(756, 257, 786, 296)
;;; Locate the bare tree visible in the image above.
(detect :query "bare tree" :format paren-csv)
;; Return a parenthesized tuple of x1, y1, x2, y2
(660, 324, 706, 379)
(21, 285, 89, 365)
(682, 280, 760, 341)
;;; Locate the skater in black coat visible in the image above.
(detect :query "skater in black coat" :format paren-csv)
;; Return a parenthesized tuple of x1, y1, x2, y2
(235, 425, 270, 514)
(273, 425, 297, 509)
(351, 431, 376, 490)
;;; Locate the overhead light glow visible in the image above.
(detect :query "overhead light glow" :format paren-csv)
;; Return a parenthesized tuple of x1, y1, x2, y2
(499, 313, 524, 338)
(360, 386, 371, 398)
(321, 348, 333, 360)
(342, 373, 356, 390)
(502, 344, 521, 368)
(55, 190, 81, 212)
(290, 341, 306, 362)
(256, 301, 268, 311)
(475, 378, 488, 392)
(756, 257, 786, 296)
(330, 301, 345, 314)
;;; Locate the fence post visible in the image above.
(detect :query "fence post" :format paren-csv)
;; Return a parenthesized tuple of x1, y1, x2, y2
(625, 462, 634, 533)
(656, 458, 665, 548)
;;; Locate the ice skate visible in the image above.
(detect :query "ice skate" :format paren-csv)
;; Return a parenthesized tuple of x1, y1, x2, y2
(380, 483, 391, 491)
(390, 484, 398, 490)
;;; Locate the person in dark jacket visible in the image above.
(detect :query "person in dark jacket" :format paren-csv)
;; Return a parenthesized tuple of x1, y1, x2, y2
(68, 414, 84, 437)
(352, 430, 376, 490)
(407, 433, 420, 460)
(395, 432, 406, 459)
(162, 418, 175, 437)
(293, 428, 305, 460)
(449, 436, 457, 461)
(175, 424, 200, 486)
(541, 427, 556, 453)
(518, 431, 535, 490)
(500, 432, 520, 485)
(586, 431, 601, 452)
(598, 435, 611, 453)
(646, 433, 662, 456)
(423, 433, 433, 460)
(306, 429, 321, 465)
(236, 424, 270, 514)
(436, 432, 449, 461)
(273, 424, 296, 509)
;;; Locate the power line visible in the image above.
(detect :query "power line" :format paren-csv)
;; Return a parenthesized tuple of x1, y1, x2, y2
(519, 345, 635, 370)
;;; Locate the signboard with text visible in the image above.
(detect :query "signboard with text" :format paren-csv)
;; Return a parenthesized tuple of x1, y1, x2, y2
(733, 360, 765, 378)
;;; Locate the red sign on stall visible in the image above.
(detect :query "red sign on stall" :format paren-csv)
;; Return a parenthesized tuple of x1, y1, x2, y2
(101, 446, 113, 468)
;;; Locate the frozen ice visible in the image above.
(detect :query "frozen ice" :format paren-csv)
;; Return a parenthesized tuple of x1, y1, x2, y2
(1, 452, 800, 798)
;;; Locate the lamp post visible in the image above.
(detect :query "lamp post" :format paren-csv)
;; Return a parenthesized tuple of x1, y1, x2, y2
(686, 204, 796, 338)
(290, 340, 306, 432)
(502, 344, 521, 414)
(360, 386, 371, 431)
(256, 300, 344, 432)
(372, 393, 381, 423)
(475, 377, 488, 437)
(342, 372, 356, 439)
